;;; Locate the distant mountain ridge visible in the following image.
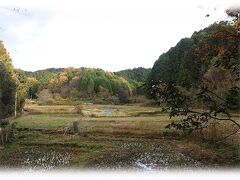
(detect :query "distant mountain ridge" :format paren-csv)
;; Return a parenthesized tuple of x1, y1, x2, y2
(21, 67, 151, 84)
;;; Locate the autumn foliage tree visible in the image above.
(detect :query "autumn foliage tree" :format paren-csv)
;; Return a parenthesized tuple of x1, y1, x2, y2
(23, 67, 136, 103)
(0, 41, 17, 119)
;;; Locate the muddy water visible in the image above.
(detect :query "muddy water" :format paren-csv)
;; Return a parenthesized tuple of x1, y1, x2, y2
(21, 148, 71, 170)
(1, 141, 203, 170)
(90, 141, 202, 170)
(0, 147, 71, 170)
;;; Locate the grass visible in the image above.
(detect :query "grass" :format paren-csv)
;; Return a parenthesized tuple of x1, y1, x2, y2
(14, 114, 79, 130)
(2, 129, 239, 168)
(0, 131, 115, 168)
(13, 113, 178, 135)
(170, 139, 240, 166)
(24, 104, 162, 117)
(18, 103, 174, 134)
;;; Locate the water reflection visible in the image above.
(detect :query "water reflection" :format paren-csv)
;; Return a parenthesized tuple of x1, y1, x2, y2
(91, 141, 202, 170)
(22, 148, 71, 170)
(82, 109, 114, 115)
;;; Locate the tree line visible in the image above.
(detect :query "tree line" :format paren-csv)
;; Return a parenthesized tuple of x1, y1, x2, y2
(13, 66, 150, 105)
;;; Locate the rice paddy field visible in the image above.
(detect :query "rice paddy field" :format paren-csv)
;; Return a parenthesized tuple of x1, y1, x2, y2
(0, 103, 239, 170)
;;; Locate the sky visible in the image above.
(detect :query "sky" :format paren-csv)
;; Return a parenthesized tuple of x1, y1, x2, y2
(0, 0, 239, 72)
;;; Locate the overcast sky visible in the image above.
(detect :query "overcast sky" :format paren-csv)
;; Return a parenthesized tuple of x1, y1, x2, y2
(0, 0, 239, 72)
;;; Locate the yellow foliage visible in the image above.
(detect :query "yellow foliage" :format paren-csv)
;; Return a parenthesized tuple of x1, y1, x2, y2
(72, 76, 80, 81)
(27, 77, 37, 83)
(58, 74, 68, 84)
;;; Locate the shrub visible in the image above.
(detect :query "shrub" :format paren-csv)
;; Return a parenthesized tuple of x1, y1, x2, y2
(0, 119, 9, 128)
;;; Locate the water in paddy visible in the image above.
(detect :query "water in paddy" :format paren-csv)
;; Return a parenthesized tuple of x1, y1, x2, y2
(21, 148, 71, 170)
(0, 141, 204, 170)
(82, 109, 114, 115)
(89, 141, 203, 170)
(99, 109, 114, 115)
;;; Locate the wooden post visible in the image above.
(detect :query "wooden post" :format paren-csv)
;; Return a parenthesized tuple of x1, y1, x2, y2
(14, 91, 17, 118)
(0, 127, 3, 145)
(73, 121, 79, 134)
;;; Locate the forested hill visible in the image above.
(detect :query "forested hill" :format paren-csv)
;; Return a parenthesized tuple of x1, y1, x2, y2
(14, 67, 150, 103)
(147, 21, 239, 109)
(147, 21, 239, 89)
